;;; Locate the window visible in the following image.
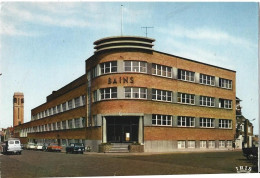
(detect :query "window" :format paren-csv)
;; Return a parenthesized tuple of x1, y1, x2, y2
(100, 61, 117, 74)
(82, 117, 86, 127)
(75, 97, 80, 108)
(219, 140, 225, 148)
(57, 122, 61, 130)
(219, 99, 232, 109)
(152, 89, 172, 102)
(92, 65, 98, 78)
(178, 69, 195, 82)
(13, 98, 17, 103)
(219, 119, 232, 129)
(177, 116, 195, 127)
(62, 102, 67, 112)
(200, 118, 214, 128)
(187, 141, 195, 148)
(48, 108, 52, 116)
(178, 141, 186, 149)
(53, 107, 56, 115)
(152, 114, 172, 126)
(57, 105, 61, 113)
(21, 98, 24, 103)
(208, 141, 215, 148)
(92, 115, 97, 127)
(219, 78, 232, 89)
(93, 91, 98, 102)
(62, 121, 66, 130)
(100, 87, 117, 100)
(68, 100, 73, 110)
(52, 123, 56, 131)
(200, 74, 215, 86)
(68, 120, 73, 129)
(177, 93, 195, 105)
(200, 141, 207, 148)
(48, 123, 51, 131)
(75, 118, 81, 128)
(125, 87, 147, 99)
(248, 126, 251, 133)
(227, 141, 232, 147)
(45, 110, 48, 117)
(152, 63, 172, 78)
(200, 96, 215, 107)
(82, 95, 86, 105)
(124, 61, 147, 73)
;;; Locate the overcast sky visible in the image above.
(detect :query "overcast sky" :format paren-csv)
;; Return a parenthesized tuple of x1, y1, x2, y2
(0, 2, 258, 134)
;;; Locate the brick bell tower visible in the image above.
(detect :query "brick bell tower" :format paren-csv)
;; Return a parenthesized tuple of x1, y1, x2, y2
(13, 92, 24, 126)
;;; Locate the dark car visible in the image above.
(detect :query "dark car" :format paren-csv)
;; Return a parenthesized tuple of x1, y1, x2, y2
(66, 143, 85, 154)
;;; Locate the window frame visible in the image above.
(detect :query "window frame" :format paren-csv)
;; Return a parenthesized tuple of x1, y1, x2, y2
(200, 96, 215, 107)
(219, 119, 232, 129)
(124, 61, 147, 73)
(177, 116, 195, 127)
(100, 87, 117, 100)
(152, 89, 172, 102)
(124, 87, 147, 99)
(100, 61, 117, 75)
(152, 114, 172, 126)
(199, 118, 215, 128)
(177, 93, 195, 105)
(152, 63, 172, 78)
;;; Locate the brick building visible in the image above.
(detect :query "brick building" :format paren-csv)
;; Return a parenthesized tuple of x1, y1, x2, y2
(14, 36, 236, 152)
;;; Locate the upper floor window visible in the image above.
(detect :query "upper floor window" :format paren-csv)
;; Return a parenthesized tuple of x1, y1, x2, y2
(93, 90, 98, 102)
(62, 102, 67, 112)
(75, 97, 80, 107)
(68, 100, 73, 110)
(152, 114, 172, 126)
(100, 87, 117, 100)
(92, 65, 98, 78)
(219, 119, 232, 129)
(200, 96, 215, 107)
(57, 105, 61, 113)
(200, 74, 215, 86)
(125, 87, 147, 99)
(177, 116, 195, 127)
(82, 95, 86, 105)
(152, 89, 172, 102)
(177, 93, 195, 105)
(124, 61, 147, 73)
(219, 78, 232, 89)
(178, 69, 195, 82)
(52, 107, 56, 115)
(100, 61, 117, 74)
(219, 99, 232, 109)
(152, 64, 172, 78)
(200, 118, 214, 128)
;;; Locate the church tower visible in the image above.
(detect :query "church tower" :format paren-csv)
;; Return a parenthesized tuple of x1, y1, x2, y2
(13, 92, 24, 126)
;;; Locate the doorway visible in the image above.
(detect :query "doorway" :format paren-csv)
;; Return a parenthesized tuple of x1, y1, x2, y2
(106, 116, 139, 143)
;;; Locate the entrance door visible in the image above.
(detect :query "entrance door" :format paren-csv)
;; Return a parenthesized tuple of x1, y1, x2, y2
(107, 116, 139, 143)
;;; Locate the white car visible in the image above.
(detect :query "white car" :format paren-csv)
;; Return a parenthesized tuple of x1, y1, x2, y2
(36, 143, 44, 150)
(26, 143, 36, 150)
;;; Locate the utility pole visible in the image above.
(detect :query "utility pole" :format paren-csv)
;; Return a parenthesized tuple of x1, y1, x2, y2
(141, 27, 154, 37)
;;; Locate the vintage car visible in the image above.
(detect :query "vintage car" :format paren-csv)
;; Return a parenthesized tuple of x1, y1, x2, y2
(66, 143, 85, 154)
(2, 138, 22, 155)
(26, 143, 37, 150)
(47, 143, 62, 152)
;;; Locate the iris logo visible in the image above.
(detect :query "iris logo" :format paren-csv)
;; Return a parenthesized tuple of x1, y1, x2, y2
(235, 166, 252, 173)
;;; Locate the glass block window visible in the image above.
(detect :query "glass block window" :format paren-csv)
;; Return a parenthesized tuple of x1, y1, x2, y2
(200, 74, 215, 86)
(124, 61, 147, 73)
(177, 93, 195, 105)
(125, 87, 147, 99)
(152, 63, 172, 78)
(100, 61, 117, 74)
(200, 118, 214, 128)
(178, 141, 186, 149)
(219, 119, 232, 129)
(177, 116, 195, 127)
(152, 89, 172, 102)
(200, 96, 215, 107)
(100, 87, 117, 100)
(219, 78, 232, 89)
(178, 69, 195, 82)
(152, 114, 172, 126)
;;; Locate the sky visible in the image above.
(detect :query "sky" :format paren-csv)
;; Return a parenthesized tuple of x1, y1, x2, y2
(0, 2, 259, 134)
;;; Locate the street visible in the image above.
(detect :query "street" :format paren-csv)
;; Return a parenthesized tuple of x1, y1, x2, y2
(0, 150, 257, 177)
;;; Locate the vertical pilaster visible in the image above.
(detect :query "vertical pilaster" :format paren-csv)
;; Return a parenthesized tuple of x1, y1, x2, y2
(102, 117, 107, 143)
(138, 116, 144, 144)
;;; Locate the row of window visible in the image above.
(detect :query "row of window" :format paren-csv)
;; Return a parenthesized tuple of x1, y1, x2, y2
(152, 114, 232, 129)
(93, 87, 233, 109)
(32, 95, 86, 120)
(92, 61, 233, 89)
(20, 118, 86, 137)
(177, 140, 232, 149)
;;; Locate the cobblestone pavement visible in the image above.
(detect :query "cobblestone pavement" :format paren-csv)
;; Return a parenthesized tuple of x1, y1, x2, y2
(0, 150, 257, 177)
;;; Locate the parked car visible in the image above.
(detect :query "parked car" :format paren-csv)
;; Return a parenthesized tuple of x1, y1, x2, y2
(42, 143, 49, 151)
(2, 138, 22, 155)
(36, 143, 45, 151)
(47, 143, 62, 152)
(66, 143, 85, 154)
(26, 143, 37, 150)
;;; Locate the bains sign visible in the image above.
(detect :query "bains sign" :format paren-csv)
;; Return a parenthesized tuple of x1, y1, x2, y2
(108, 76, 134, 84)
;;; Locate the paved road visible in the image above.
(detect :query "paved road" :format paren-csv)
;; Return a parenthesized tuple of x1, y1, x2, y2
(0, 150, 257, 177)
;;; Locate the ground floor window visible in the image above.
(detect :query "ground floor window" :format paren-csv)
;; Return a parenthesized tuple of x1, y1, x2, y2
(208, 141, 215, 148)
(200, 141, 207, 148)
(219, 140, 225, 148)
(187, 141, 195, 148)
(178, 141, 186, 149)
(226, 141, 232, 147)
